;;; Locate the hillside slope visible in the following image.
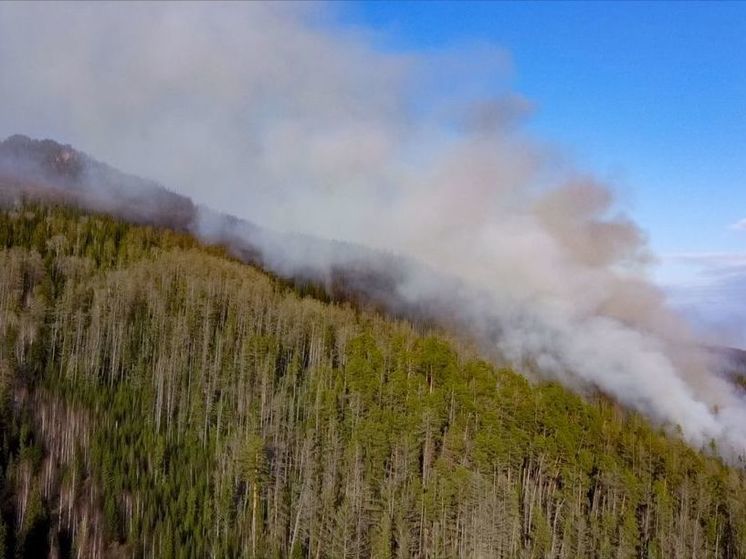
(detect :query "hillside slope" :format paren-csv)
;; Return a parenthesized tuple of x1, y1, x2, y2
(0, 135, 471, 334)
(0, 205, 744, 558)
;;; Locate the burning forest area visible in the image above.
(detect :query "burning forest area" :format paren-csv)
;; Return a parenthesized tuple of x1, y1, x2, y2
(0, 2, 745, 558)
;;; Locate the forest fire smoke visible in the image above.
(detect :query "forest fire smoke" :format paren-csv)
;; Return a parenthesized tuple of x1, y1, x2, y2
(1, 3, 745, 456)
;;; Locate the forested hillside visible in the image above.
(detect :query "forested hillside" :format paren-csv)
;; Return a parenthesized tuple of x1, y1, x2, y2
(0, 204, 744, 558)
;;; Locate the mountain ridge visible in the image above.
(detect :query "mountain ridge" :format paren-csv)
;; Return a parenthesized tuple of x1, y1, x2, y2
(3, 134, 744, 374)
(0, 134, 498, 351)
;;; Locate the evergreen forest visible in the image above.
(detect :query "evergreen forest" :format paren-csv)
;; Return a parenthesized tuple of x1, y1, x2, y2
(0, 204, 744, 558)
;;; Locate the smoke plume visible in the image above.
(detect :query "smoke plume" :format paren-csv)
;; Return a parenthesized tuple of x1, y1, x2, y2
(1, 2, 745, 455)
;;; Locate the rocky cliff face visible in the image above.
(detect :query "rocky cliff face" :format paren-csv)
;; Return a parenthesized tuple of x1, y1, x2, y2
(0, 134, 196, 231)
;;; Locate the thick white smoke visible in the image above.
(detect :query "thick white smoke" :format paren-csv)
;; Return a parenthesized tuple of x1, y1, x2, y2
(1, 2, 745, 455)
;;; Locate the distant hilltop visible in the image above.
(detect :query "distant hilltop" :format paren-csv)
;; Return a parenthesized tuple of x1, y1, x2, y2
(0, 134, 85, 183)
(0, 134, 196, 230)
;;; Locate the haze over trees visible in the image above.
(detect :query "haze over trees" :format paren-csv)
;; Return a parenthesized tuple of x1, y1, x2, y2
(0, 204, 744, 558)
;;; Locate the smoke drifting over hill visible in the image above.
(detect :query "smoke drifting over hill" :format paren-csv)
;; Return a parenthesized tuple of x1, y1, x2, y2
(1, 3, 745, 455)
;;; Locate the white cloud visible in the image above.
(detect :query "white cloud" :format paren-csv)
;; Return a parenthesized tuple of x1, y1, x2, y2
(662, 252, 746, 350)
(665, 252, 746, 269)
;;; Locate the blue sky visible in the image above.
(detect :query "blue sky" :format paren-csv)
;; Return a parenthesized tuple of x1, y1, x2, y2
(339, 1, 746, 342)
(341, 2, 746, 279)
